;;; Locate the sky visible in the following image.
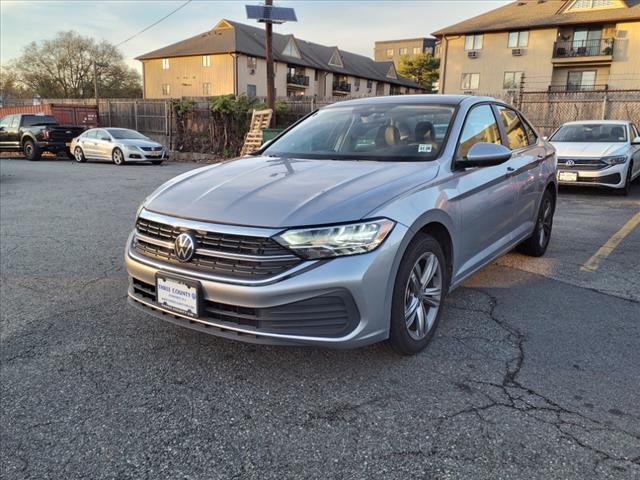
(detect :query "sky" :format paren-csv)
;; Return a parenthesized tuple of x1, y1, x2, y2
(0, 0, 511, 72)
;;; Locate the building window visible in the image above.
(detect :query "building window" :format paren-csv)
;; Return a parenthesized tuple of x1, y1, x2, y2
(202, 55, 211, 67)
(464, 34, 483, 51)
(162, 58, 170, 70)
(413, 47, 422, 55)
(328, 49, 343, 68)
(567, 70, 597, 91)
(461, 73, 480, 90)
(503, 71, 524, 89)
(247, 56, 257, 69)
(508, 31, 529, 48)
(203, 83, 211, 95)
(354, 78, 361, 91)
(282, 38, 301, 58)
(161, 84, 171, 95)
(399, 47, 408, 55)
(247, 84, 257, 97)
(386, 48, 394, 57)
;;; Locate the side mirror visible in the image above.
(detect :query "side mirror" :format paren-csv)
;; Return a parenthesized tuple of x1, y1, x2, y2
(101, 136, 111, 142)
(632, 136, 640, 145)
(0, 126, 5, 132)
(457, 142, 512, 168)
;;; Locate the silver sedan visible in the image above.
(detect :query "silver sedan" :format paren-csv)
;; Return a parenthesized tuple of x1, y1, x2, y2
(125, 95, 557, 355)
(70, 128, 166, 165)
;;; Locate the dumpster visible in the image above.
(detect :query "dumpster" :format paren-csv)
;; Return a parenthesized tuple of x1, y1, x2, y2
(262, 128, 284, 143)
(0, 103, 98, 128)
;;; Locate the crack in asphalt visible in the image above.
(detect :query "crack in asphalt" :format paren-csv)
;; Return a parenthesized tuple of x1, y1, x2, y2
(443, 288, 640, 470)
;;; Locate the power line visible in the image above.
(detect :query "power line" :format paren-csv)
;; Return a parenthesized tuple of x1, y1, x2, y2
(115, 0, 193, 47)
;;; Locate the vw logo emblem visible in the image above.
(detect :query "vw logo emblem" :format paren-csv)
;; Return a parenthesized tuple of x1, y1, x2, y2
(174, 232, 196, 262)
(566, 159, 575, 167)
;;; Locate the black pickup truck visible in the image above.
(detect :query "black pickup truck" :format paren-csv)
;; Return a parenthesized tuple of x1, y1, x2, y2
(0, 114, 86, 160)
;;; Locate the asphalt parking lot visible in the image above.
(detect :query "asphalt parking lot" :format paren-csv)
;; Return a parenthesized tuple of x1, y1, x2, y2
(1, 157, 639, 480)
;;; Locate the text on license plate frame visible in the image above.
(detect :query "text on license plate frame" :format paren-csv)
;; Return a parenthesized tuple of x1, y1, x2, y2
(155, 273, 201, 318)
(559, 171, 578, 182)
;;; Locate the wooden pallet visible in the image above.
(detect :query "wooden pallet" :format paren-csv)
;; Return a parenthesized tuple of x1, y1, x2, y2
(240, 109, 273, 156)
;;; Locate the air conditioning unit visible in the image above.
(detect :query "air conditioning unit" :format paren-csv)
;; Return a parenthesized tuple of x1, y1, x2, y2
(249, 68, 256, 75)
(463, 90, 474, 95)
(468, 50, 479, 59)
(512, 48, 524, 56)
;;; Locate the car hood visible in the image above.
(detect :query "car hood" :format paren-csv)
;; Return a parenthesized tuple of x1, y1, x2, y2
(551, 142, 627, 158)
(118, 139, 163, 148)
(144, 156, 439, 228)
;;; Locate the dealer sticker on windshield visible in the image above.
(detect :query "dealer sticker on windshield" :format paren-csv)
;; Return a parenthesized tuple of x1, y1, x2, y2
(418, 144, 433, 153)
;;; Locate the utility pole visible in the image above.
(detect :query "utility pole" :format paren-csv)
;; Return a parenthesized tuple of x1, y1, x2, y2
(93, 61, 108, 126)
(264, 0, 275, 126)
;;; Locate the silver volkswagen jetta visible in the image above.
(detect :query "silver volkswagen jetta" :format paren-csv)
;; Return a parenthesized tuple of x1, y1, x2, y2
(125, 96, 557, 354)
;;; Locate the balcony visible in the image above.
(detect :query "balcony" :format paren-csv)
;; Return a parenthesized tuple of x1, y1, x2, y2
(548, 84, 608, 93)
(332, 81, 351, 94)
(552, 38, 614, 63)
(286, 73, 309, 87)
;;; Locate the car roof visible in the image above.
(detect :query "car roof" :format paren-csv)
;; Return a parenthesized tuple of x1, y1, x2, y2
(561, 120, 629, 126)
(324, 94, 495, 108)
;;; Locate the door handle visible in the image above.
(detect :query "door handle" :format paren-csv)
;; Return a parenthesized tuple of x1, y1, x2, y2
(537, 154, 545, 160)
(507, 166, 516, 172)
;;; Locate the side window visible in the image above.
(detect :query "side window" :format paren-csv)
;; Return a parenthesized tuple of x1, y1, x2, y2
(10, 116, 20, 128)
(520, 116, 538, 145)
(495, 106, 528, 150)
(96, 129, 109, 139)
(457, 105, 502, 159)
(85, 130, 98, 139)
(631, 124, 639, 140)
(0, 116, 12, 128)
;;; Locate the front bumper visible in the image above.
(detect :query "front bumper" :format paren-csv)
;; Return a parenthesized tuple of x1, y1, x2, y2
(125, 223, 407, 347)
(125, 149, 166, 161)
(557, 163, 626, 188)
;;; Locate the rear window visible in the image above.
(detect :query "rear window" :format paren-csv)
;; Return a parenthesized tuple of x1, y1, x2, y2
(550, 124, 627, 143)
(21, 115, 58, 127)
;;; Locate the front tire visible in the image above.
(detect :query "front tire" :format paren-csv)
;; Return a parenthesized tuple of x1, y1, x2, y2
(617, 163, 632, 196)
(74, 147, 86, 163)
(517, 189, 555, 257)
(112, 148, 125, 166)
(388, 233, 448, 355)
(23, 139, 41, 161)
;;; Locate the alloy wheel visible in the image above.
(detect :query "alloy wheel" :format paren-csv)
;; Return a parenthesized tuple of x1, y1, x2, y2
(538, 198, 553, 247)
(74, 147, 84, 163)
(404, 252, 442, 341)
(113, 149, 124, 165)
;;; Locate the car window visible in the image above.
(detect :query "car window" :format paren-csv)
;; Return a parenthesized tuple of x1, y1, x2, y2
(457, 105, 502, 159)
(262, 103, 456, 162)
(520, 116, 538, 145)
(95, 129, 109, 140)
(10, 116, 20, 128)
(85, 130, 98, 139)
(631, 124, 639, 140)
(495, 106, 529, 150)
(549, 124, 627, 143)
(0, 116, 12, 128)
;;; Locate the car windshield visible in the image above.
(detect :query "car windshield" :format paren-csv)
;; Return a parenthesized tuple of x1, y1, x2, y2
(107, 129, 148, 140)
(262, 103, 456, 161)
(22, 115, 57, 126)
(550, 124, 627, 143)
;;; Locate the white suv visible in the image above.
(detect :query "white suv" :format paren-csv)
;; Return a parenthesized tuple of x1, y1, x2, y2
(550, 120, 640, 195)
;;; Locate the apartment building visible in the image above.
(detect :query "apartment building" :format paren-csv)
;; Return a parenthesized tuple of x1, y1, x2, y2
(432, 0, 640, 94)
(374, 37, 437, 67)
(136, 19, 423, 99)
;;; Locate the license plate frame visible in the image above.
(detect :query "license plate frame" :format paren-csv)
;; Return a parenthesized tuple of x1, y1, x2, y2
(558, 171, 578, 182)
(155, 273, 201, 318)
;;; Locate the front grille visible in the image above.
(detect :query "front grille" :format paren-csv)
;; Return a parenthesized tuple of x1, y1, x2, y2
(131, 277, 358, 338)
(134, 217, 300, 279)
(558, 158, 608, 170)
(140, 146, 163, 151)
(576, 172, 621, 185)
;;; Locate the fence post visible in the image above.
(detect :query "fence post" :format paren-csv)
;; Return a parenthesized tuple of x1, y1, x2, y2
(134, 100, 139, 131)
(107, 100, 112, 127)
(601, 85, 609, 120)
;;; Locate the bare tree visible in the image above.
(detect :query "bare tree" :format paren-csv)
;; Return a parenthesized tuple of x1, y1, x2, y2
(8, 31, 142, 98)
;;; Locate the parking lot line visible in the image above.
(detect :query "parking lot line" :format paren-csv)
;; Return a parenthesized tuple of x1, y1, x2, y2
(580, 211, 640, 273)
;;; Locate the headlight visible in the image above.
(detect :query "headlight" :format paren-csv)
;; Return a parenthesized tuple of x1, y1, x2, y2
(275, 219, 395, 259)
(124, 145, 139, 152)
(602, 155, 627, 165)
